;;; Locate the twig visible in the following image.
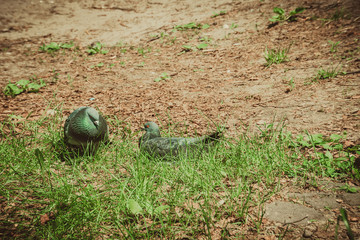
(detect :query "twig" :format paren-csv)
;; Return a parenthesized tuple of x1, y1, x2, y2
(284, 216, 308, 225)
(91, 6, 136, 12)
(344, 70, 360, 75)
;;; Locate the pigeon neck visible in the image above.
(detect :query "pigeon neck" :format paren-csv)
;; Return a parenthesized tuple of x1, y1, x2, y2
(146, 131, 161, 139)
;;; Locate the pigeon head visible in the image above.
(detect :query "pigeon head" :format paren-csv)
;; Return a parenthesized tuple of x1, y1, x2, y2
(142, 122, 160, 133)
(139, 121, 161, 146)
(86, 107, 101, 128)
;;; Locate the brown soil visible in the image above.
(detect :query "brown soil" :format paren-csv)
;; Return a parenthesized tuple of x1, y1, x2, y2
(0, 0, 359, 239)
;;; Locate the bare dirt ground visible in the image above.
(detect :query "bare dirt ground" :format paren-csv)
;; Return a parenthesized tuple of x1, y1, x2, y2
(0, 0, 360, 238)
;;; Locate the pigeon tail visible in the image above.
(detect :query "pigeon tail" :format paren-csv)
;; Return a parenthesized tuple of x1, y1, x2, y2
(202, 131, 222, 144)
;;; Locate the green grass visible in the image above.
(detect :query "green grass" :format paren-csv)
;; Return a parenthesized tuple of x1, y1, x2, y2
(328, 40, 341, 53)
(269, 7, 305, 23)
(211, 11, 226, 18)
(87, 42, 109, 55)
(39, 42, 74, 54)
(0, 108, 358, 239)
(173, 22, 210, 31)
(264, 45, 291, 67)
(154, 72, 171, 82)
(311, 65, 341, 82)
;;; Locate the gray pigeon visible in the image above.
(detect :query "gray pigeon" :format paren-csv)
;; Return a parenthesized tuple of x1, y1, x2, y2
(64, 107, 109, 149)
(139, 121, 221, 158)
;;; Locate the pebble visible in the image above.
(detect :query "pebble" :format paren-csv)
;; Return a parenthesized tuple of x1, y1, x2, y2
(46, 109, 56, 116)
(303, 229, 313, 238)
(303, 224, 317, 238)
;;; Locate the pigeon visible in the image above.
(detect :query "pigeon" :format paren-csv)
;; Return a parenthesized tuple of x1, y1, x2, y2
(139, 121, 221, 158)
(64, 107, 109, 149)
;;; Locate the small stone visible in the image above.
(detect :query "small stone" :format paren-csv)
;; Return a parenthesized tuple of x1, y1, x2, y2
(303, 224, 317, 238)
(46, 109, 56, 116)
(303, 229, 313, 238)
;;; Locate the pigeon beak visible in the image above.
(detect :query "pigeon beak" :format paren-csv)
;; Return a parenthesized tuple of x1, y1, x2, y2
(94, 120, 99, 127)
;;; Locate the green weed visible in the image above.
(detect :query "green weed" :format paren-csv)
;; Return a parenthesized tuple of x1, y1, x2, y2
(149, 32, 169, 43)
(137, 46, 152, 57)
(3, 77, 46, 97)
(154, 72, 171, 82)
(173, 22, 210, 31)
(199, 36, 212, 43)
(87, 42, 109, 55)
(196, 43, 208, 50)
(90, 62, 104, 69)
(339, 184, 359, 193)
(286, 78, 295, 92)
(328, 40, 341, 53)
(230, 22, 239, 29)
(311, 65, 341, 82)
(331, 8, 347, 21)
(181, 45, 193, 53)
(136, 61, 145, 67)
(269, 7, 305, 23)
(39, 42, 74, 53)
(335, 208, 354, 240)
(292, 132, 357, 178)
(52, 69, 60, 83)
(264, 45, 291, 66)
(211, 10, 226, 18)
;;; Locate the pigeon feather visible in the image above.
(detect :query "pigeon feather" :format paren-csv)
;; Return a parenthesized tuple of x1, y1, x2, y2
(64, 107, 109, 149)
(139, 121, 221, 158)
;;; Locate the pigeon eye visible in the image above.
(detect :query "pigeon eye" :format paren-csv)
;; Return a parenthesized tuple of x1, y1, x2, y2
(145, 125, 149, 128)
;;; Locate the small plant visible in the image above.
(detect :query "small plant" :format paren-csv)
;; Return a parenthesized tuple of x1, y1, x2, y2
(196, 43, 208, 50)
(269, 7, 305, 23)
(224, 33, 231, 39)
(90, 62, 104, 68)
(199, 36, 212, 43)
(264, 45, 291, 66)
(137, 46, 151, 57)
(331, 8, 346, 21)
(286, 78, 295, 91)
(173, 22, 210, 31)
(211, 10, 226, 18)
(136, 61, 145, 67)
(181, 45, 193, 53)
(335, 208, 354, 240)
(3, 77, 46, 97)
(87, 42, 109, 55)
(294, 133, 344, 150)
(52, 69, 60, 82)
(311, 65, 341, 82)
(154, 72, 171, 82)
(170, 37, 177, 44)
(328, 40, 341, 53)
(292, 132, 357, 178)
(39, 42, 74, 53)
(230, 22, 239, 29)
(339, 184, 359, 193)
